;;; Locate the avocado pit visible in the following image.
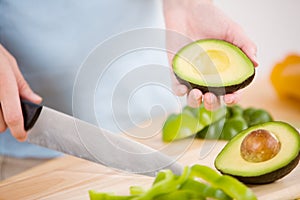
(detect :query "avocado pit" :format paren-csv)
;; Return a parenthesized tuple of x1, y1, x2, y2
(240, 129, 281, 162)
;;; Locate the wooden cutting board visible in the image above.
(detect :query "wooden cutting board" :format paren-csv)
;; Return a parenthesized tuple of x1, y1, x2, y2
(0, 138, 300, 200)
(0, 79, 299, 200)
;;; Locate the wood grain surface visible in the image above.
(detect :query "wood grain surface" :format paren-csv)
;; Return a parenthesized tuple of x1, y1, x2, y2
(0, 78, 299, 200)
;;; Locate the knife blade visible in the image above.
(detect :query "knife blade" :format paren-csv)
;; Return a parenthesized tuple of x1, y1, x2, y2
(21, 100, 183, 177)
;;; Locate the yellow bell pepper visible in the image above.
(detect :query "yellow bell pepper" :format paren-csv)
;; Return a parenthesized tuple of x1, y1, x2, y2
(270, 54, 300, 101)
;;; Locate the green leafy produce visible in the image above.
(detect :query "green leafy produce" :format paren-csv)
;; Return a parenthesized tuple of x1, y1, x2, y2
(162, 104, 273, 141)
(162, 113, 201, 142)
(197, 116, 248, 140)
(243, 108, 273, 126)
(89, 164, 257, 200)
(162, 104, 226, 142)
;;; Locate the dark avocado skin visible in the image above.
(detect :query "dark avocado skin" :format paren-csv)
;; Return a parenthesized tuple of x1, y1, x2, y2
(221, 152, 300, 185)
(175, 71, 255, 96)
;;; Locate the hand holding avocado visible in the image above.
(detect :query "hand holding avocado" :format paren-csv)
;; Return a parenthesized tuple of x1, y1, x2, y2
(173, 39, 255, 96)
(164, 0, 258, 110)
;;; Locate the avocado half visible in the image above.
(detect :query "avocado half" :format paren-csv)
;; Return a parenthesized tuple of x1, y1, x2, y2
(214, 121, 300, 184)
(172, 39, 255, 95)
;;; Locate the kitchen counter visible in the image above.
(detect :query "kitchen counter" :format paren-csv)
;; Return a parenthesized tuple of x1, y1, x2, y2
(0, 79, 299, 200)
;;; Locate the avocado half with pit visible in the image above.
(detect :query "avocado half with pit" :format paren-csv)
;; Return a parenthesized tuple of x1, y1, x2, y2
(215, 121, 300, 184)
(172, 39, 255, 95)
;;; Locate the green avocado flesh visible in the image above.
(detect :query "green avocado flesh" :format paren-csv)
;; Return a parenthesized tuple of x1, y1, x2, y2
(173, 39, 255, 95)
(214, 121, 300, 184)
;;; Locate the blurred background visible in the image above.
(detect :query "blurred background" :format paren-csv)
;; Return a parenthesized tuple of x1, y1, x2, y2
(215, 0, 300, 79)
(214, 0, 300, 128)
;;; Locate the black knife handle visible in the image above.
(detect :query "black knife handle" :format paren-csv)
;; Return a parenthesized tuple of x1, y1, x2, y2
(21, 100, 43, 131)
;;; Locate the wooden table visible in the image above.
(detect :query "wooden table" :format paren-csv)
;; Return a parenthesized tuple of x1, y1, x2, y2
(0, 79, 300, 200)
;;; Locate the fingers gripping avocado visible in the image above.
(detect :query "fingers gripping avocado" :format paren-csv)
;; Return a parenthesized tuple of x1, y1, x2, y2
(172, 39, 255, 95)
(215, 121, 300, 184)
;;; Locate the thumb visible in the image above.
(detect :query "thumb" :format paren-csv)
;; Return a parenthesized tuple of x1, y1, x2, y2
(1, 45, 43, 104)
(17, 76, 42, 104)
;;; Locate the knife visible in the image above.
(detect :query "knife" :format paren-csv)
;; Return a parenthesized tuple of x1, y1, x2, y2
(21, 100, 183, 177)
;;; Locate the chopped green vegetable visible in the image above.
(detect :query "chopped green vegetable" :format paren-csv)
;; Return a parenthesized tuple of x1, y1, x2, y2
(89, 165, 257, 200)
(190, 165, 256, 200)
(180, 179, 231, 200)
(89, 191, 135, 200)
(130, 186, 145, 196)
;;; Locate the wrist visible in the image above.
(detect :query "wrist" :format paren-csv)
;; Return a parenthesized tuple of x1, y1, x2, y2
(186, 0, 213, 9)
(163, 0, 213, 14)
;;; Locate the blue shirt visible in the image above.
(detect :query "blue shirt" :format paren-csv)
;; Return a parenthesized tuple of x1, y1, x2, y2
(0, 1, 181, 158)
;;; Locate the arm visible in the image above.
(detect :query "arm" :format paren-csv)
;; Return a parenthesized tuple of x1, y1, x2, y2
(163, 0, 258, 110)
(0, 44, 42, 141)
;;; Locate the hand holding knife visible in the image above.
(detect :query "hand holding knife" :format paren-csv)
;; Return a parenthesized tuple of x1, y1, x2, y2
(21, 100, 183, 176)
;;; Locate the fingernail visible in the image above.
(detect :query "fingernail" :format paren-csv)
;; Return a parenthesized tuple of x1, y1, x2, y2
(16, 133, 27, 142)
(179, 86, 187, 95)
(210, 95, 218, 104)
(253, 55, 259, 67)
(193, 91, 201, 100)
(18, 137, 27, 142)
(224, 95, 234, 104)
(32, 93, 42, 102)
